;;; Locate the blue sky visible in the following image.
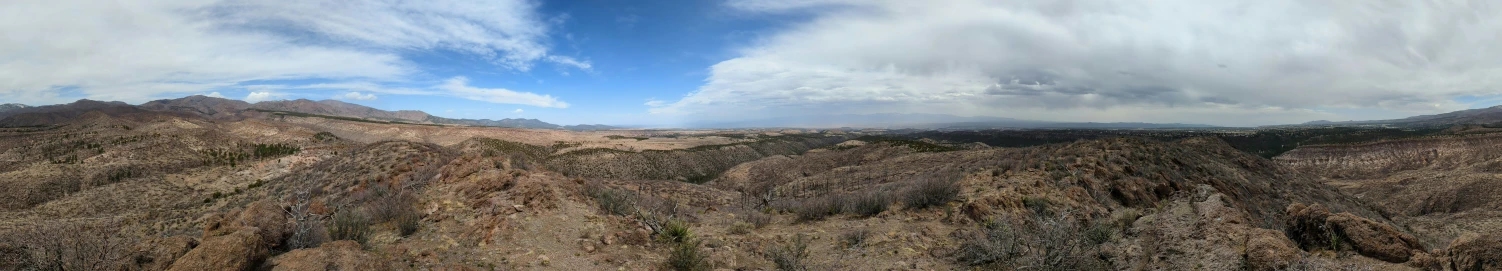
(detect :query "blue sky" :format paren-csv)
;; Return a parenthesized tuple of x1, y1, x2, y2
(5, 0, 1502, 127)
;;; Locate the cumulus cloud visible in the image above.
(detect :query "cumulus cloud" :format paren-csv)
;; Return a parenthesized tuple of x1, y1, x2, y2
(338, 92, 378, 101)
(205, 92, 226, 98)
(439, 77, 568, 108)
(244, 91, 280, 103)
(652, 0, 1502, 126)
(0, 0, 582, 105)
(513, 109, 524, 113)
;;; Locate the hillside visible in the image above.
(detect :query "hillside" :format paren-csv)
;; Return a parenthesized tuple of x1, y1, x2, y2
(0, 101, 1498, 270)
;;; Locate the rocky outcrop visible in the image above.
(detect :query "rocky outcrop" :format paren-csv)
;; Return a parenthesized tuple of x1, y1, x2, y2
(203, 200, 291, 250)
(1285, 203, 1426, 263)
(1446, 233, 1502, 271)
(262, 240, 388, 270)
(1111, 185, 1304, 270)
(167, 228, 268, 271)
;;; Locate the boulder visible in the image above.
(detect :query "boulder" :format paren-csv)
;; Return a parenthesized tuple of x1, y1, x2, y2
(168, 228, 268, 271)
(120, 235, 198, 271)
(1285, 203, 1425, 263)
(1446, 233, 1502, 271)
(1244, 228, 1302, 271)
(262, 240, 388, 271)
(202, 200, 290, 249)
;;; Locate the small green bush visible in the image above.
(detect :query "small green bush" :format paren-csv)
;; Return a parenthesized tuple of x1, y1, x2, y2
(659, 219, 694, 244)
(665, 239, 710, 271)
(328, 210, 372, 245)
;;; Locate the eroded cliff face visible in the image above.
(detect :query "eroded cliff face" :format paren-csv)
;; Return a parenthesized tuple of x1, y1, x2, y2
(1275, 133, 1502, 250)
(1273, 134, 1502, 179)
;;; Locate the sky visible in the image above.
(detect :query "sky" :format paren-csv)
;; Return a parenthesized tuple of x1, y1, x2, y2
(3, 0, 1502, 127)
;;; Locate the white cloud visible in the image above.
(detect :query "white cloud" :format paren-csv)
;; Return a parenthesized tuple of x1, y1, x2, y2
(337, 92, 378, 101)
(205, 92, 226, 98)
(244, 91, 280, 103)
(439, 77, 568, 108)
(513, 109, 524, 113)
(652, 0, 1502, 126)
(0, 0, 582, 105)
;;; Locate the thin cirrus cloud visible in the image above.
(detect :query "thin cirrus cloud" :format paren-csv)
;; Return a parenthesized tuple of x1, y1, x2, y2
(651, 0, 1502, 126)
(0, 0, 580, 107)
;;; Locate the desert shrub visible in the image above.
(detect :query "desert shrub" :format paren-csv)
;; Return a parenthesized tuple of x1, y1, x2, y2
(841, 228, 870, 249)
(659, 219, 694, 244)
(766, 234, 811, 271)
(842, 190, 893, 217)
(6, 221, 134, 271)
(394, 210, 421, 237)
(1023, 196, 1052, 215)
(665, 239, 710, 271)
(328, 210, 372, 245)
(728, 222, 753, 235)
(903, 177, 960, 209)
(1085, 223, 1113, 244)
(790, 196, 841, 222)
(585, 182, 638, 216)
(744, 211, 773, 228)
(957, 215, 1106, 270)
(1110, 208, 1143, 231)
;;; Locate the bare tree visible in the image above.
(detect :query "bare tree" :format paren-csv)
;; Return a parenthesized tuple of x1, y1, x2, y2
(7, 220, 135, 271)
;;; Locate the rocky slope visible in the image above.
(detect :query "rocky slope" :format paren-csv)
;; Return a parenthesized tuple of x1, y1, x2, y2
(3, 104, 1498, 270)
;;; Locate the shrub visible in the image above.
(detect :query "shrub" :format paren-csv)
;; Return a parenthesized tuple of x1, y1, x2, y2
(728, 222, 753, 235)
(841, 228, 870, 249)
(744, 211, 773, 229)
(365, 189, 421, 236)
(903, 177, 960, 209)
(585, 182, 638, 216)
(1023, 196, 1052, 215)
(665, 239, 710, 271)
(791, 197, 840, 222)
(659, 219, 694, 244)
(957, 215, 1107, 270)
(6, 221, 134, 271)
(1085, 223, 1113, 244)
(842, 190, 893, 217)
(328, 210, 372, 245)
(767, 234, 811, 271)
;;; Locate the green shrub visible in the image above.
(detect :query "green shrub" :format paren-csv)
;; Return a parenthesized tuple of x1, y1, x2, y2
(328, 210, 372, 245)
(665, 239, 710, 271)
(658, 219, 694, 244)
(1085, 223, 1113, 244)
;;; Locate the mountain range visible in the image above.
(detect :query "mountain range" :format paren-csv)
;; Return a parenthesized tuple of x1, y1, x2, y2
(19, 95, 1502, 129)
(1290, 105, 1502, 128)
(0, 96, 613, 130)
